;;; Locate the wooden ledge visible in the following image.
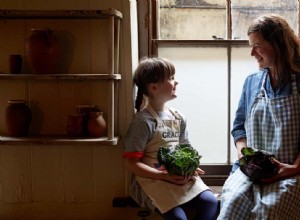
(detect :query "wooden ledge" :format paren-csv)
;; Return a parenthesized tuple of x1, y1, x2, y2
(0, 9, 123, 19)
(0, 135, 119, 146)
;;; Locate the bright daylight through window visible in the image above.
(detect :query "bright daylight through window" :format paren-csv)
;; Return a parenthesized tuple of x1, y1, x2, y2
(155, 0, 299, 164)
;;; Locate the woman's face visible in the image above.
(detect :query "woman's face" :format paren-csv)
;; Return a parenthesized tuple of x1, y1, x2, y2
(248, 32, 276, 70)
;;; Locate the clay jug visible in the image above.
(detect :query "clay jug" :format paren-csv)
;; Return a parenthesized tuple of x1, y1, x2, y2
(26, 29, 60, 74)
(9, 54, 22, 74)
(66, 114, 83, 137)
(76, 105, 97, 136)
(5, 100, 32, 137)
(87, 111, 107, 137)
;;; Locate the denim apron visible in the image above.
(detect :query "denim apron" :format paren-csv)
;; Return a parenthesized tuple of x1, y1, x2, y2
(131, 105, 209, 214)
(218, 73, 300, 220)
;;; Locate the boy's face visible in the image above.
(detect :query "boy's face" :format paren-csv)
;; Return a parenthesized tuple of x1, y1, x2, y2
(156, 74, 178, 102)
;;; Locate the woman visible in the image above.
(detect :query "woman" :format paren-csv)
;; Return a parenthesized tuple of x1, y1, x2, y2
(218, 14, 300, 219)
(124, 57, 218, 220)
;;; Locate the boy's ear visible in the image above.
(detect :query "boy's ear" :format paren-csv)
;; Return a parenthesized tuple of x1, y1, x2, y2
(148, 83, 158, 93)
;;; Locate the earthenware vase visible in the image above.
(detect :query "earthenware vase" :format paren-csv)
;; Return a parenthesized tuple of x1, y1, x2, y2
(26, 29, 60, 74)
(5, 100, 32, 137)
(66, 114, 84, 137)
(9, 54, 22, 74)
(76, 105, 98, 136)
(87, 111, 107, 137)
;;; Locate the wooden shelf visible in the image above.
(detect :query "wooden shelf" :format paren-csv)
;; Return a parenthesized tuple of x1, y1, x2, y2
(0, 135, 119, 146)
(0, 9, 122, 19)
(0, 73, 121, 81)
(0, 9, 122, 146)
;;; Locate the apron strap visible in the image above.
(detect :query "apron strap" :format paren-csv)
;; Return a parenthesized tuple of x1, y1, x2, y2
(260, 72, 268, 98)
(259, 72, 298, 98)
(291, 74, 298, 94)
(145, 105, 160, 120)
(145, 105, 182, 121)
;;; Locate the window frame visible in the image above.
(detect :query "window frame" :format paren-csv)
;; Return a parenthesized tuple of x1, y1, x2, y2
(137, 0, 300, 184)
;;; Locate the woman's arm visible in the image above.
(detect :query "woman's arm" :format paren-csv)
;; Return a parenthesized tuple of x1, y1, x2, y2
(236, 138, 247, 159)
(232, 81, 248, 144)
(232, 72, 264, 143)
(232, 83, 247, 159)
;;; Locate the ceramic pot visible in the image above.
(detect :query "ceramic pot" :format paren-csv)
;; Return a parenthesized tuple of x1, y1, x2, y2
(9, 54, 22, 74)
(26, 29, 60, 74)
(5, 100, 32, 137)
(66, 114, 83, 137)
(87, 111, 107, 137)
(76, 105, 97, 136)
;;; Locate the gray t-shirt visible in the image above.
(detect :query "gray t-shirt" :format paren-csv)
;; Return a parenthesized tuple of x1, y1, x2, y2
(124, 107, 190, 153)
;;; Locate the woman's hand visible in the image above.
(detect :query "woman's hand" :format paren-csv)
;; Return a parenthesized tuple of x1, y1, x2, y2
(261, 158, 299, 184)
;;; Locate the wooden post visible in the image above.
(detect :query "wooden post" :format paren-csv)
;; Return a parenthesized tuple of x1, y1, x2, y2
(107, 16, 115, 140)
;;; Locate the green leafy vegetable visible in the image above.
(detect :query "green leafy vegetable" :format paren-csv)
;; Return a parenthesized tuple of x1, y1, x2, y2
(157, 144, 202, 176)
(239, 147, 279, 183)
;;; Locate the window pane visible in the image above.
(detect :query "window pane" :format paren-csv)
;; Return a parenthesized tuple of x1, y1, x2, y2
(158, 46, 228, 164)
(232, 0, 299, 40)
(159, 0, 226, 40)
(230, 47, 258, 163)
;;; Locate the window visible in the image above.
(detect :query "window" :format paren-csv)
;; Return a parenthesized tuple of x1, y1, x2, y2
(231, 1, 298, 40)
(159, 0, 226, 40)
(142, 0, 299, 170)
(158, 0, 298, 40)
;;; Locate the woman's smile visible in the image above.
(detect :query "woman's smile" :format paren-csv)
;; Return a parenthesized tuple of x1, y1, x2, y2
(249, 32, 275, 70)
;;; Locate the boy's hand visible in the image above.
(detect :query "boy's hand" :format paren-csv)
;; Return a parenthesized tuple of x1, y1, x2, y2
(194, 167, 205, 176)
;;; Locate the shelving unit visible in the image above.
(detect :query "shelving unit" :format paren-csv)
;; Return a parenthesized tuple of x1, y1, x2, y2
(0, 135, 118, 145)
(0, 9, 122, 145)
(0, 73, 121, 81)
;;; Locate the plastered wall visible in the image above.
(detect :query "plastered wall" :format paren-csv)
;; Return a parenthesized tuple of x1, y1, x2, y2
(0, 0, 162, 219)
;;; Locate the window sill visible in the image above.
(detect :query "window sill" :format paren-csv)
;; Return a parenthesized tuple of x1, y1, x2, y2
(202, 175, 228, 186)
(153, 39, 249, 46)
